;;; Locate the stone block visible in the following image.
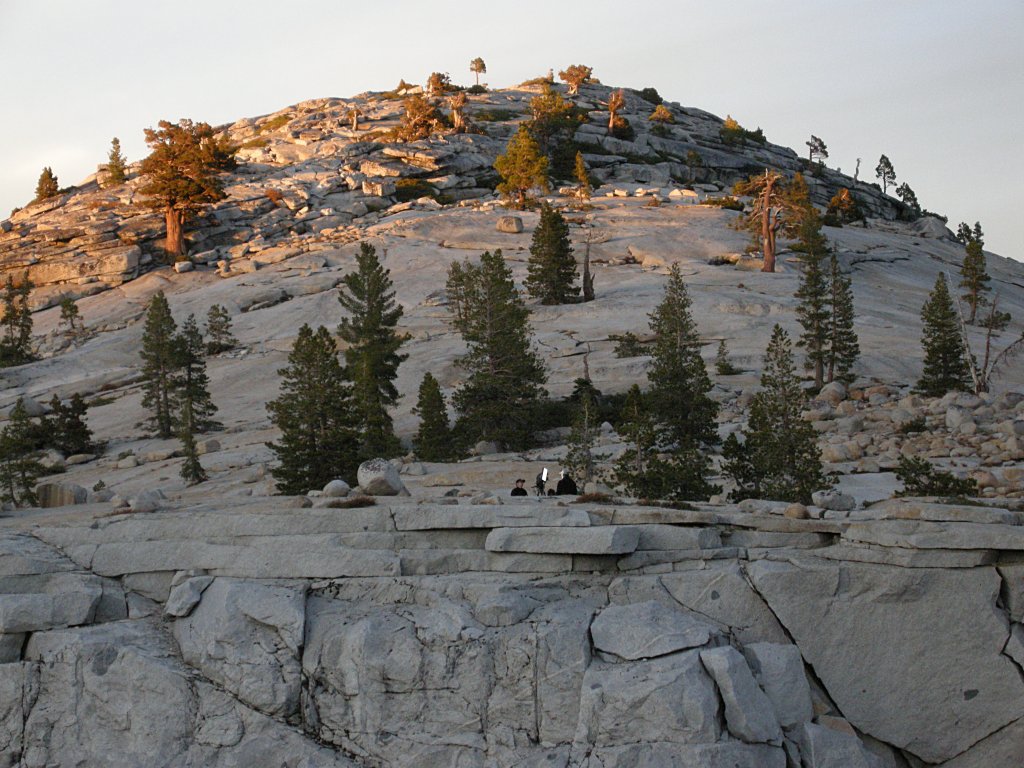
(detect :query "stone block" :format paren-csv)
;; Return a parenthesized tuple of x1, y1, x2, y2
(700, 646, 782, 743)
(485, 526, 640, 555)
(590, 600, 718, 660)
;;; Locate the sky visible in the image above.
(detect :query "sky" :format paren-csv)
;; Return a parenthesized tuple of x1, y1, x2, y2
(0, 0, 1021, 259)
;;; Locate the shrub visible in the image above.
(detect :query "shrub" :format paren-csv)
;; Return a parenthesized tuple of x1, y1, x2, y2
(611, 332, 646, 358)
(394, 178, 436, 202)
(257, 114, 292, 134)
(638, 87, 662, 105)
(685, 150, 704, 167)
(703, 196, 744, 211)
(895, 456, 977, 497)
(472, 108, 519, 122)
(649, 104, 674, 123)
(610, 118, 635, 141)
(265, 188, 284, 206)
(467, 84, 487, 94)
(720, 115, 766, 146)
(242, 137, 270, 149)
(897, 417, 927, 434)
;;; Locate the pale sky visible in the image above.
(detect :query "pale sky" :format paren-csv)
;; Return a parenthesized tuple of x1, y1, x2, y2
(1, 0, 1021, 259)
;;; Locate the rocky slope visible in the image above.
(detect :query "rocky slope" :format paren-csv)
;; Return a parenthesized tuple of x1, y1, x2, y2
(1, 79, 1023, 767)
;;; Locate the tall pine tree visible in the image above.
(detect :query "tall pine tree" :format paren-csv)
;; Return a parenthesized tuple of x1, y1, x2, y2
(916, 274, 972, 396)
(565, 378, 599, 488)
(794, 215, 830, 389)
(337, 242, 408, 460)
(267, 325, 359, 494)
(0, 400, 46, 507)
(613, 384, 662, 499)
(447, 250, 547, 450)
(174, 315, 219, 433)
(412, 372, 452, 461)
(140, 291, 179, 438)
(178, 397, 207, 485)
(723, 325, 828, 504)
(205, 304, 237, 354)
(0, 273, 34, 367)
(827, 253, 860, 384)
(644, 264, 719, 500)
(525, 202, 578, 304)
(959, 238, 990, 324)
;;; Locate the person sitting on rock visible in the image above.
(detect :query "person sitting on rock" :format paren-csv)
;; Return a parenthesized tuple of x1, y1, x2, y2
(510, 479, 528, 497)
(556, 470, 579, 495)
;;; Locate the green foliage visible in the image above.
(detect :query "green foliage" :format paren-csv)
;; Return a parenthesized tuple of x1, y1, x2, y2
(805, 135, 828, 163)
(715, 339, 741, 375)
(337, 243, 408, 460)
(43, 394, 93, 456)
(174, 314, 219, 433)
(875, 154, 896, 195)
(257, 114, 293, 134)
(824, 188, 863, 226)
(392, 94, 445, 141)
(205, 304, 237, 354)
(469, 57, 487, 85)
(916, 274, 972, 396)
(34, 167, 59, 201)
(702, 196, 744, 211)
(828, 253, 860, 385)
(955, 221, 984, 246)
(267, 325, 359, 494)
(178, 397, 207, 485)
(0, 274, 34, 367)
(0, 400, 46, 507)
(58, 296, 84, 339)
(616, 265, 720, 501)
(897, 416, 927, 434)
(394, 178, 438, 202)
(723, 325, 829, 504)
(138, 119, 237, 259)
(959, 239, 990, 324)
(612, 332, 645, 358)
(720, 115, 765, 146)
(526, 83, 587, 180)
(895, 456, 977, 497)
(565, 381, 598, 487)
(795, 215, 831, 389)
(896, 182, 921, 217)
(466, 84, 487, 95)
(446, 250, 547, 450)
(558, 64, 593, 94)
(106, 137, 128, 184)
(639, 87, 663, 105)
(649, 104, 675, 123)
(412, 372, 452, 461)
(495, 125, 549, 209)
(471, 107, 518, 122)
(526, 203, 578, 304)
(574, 152, 591, 203)
(140, 291, 179, 438)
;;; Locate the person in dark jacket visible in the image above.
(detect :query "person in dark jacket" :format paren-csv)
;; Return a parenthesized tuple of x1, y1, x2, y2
(510, 479, 528, 496)
(556, 470, 579, 495)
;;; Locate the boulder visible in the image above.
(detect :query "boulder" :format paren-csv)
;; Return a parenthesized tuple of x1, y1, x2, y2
(818, 382, 847, 406)
(590, 601, 718, 660)
(34, 481, 87, 508)
(356, 458, 407, 496)
(700, 646, 782, 744)
(496, 216, 523, 233)
(322, 479, 351, 498)
(811, 490, 855, 511)
(173, 260, 194, 273)
(742, 643, 813, 728)
(747, 557, 1024, 763)
(795, 721, 877, 768)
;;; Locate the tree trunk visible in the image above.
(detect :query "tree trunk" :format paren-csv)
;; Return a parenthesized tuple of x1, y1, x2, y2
(761, 221, 776, 272)
(474, 71, 480, 86)
(164, 207, 185, 262)
(608, 111, 616, 135)
(582, 236, 595, 302)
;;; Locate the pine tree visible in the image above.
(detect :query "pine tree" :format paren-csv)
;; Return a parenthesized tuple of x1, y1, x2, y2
(733, 170, 810, 272)
(337, 243, 408, 460)
(827, 253, 860, 384)
(613, 384, 661, 498)
(0, 400, 46, 507)
(645, 264, 719, 500)
(806, 135, 828, 163)
(574, 151, 591, 204)
(606, 89, 626, 135)
(558, 64, 593, 95)
(0, 274, 34, 367)
(204, 304, 237, 354)
(916, 274, 972, 396)
(495, 125, 549, 209)
(875, 154, 896, 195)
(174, 314, 219, 433)
(447, 250, 547, 449)
(526, 203, 578, 304)
(794, 215, 831, 389)
(565, 379, 598, 488)
(412, 372, 452, 461)
(715, 339, 739, 375)
(107, 137, 128, 185)
(58, 296, 84, 339)
(178, 397, 207, 485)
(469, 57, 487, 86)
(724, 325, 828, 504)
(34, 167, 59, 201)
(896, 182, 920, 216)
(140, 291, 179, 438)
(138, 119, 237, 261)
(267, 325, 359, 494)
(44, 394, 93, 455)
(959, 239, 990, 324)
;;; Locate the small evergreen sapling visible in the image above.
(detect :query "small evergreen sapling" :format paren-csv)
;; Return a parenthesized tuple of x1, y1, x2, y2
(412, 372, 452, 461)
(267, 325, 359, 494)
(205, 304, 237, 354)
(827, 253, 860, 385)
(715, 339, 740, 375)
(0, 273, 34, 367)
(174, 314, 219, 433)
(106, 137, 128, 184)
(178, 397, 207, 485)
(34, 167, 59, 201)
(495, 125, 549, 209)
(526, 203, 578, 304)
(959, 238, 990, 324)
(916, 274, 972, 396)
(44, 394, 93, 456)
(574, 151, 591, 204)
(58, 296, 84, 340)
(895, 456, 976, 497)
